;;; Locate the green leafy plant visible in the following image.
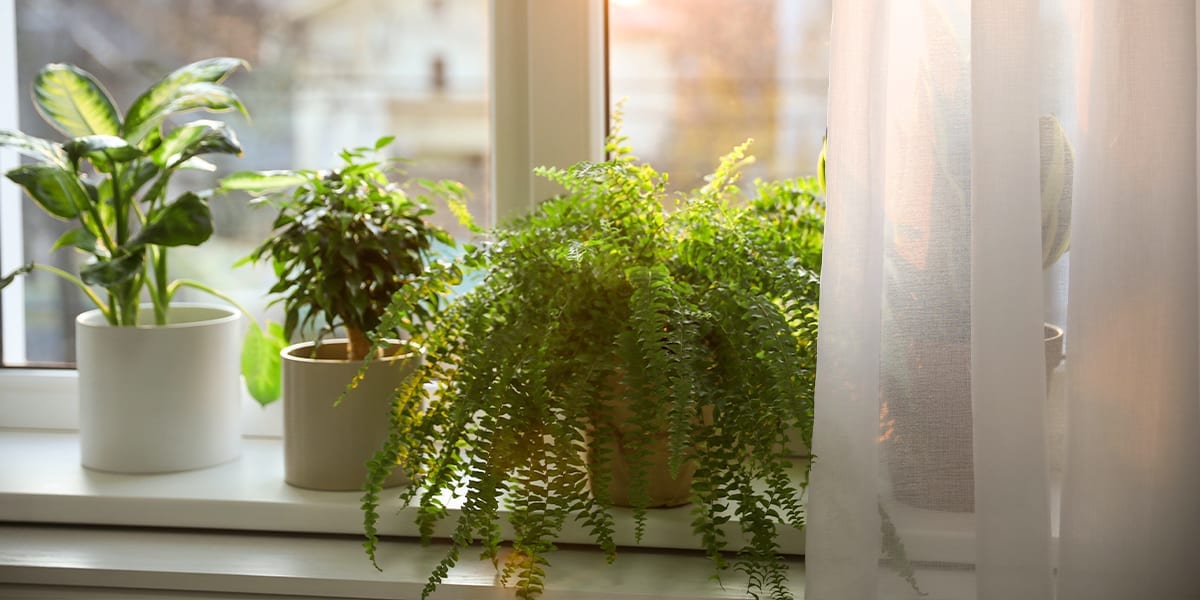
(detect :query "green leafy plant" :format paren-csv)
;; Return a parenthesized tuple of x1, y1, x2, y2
(0, 58, 250, 325)
(360, 123, 823, 599)
(220, 137, 473, 405)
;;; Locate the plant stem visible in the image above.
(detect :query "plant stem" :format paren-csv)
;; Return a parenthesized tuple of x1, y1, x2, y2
(151, 247, 170, 325)
(167, 279, 255, 323)
(346, 326, 373, 361)
(30, 264, 112, 324)
(112, 158, 127, 246)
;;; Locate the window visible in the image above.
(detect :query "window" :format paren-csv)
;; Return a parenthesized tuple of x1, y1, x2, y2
(0, 0, 829, 423)
(609, 0, 829, 192)
(1, 0, 490, 366)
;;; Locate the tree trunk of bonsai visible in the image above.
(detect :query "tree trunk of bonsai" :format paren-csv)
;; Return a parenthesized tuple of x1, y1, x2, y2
(346, 326, 375, 361)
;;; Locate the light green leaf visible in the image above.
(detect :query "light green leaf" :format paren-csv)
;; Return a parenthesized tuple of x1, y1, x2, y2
(242, 321, 286, 406)
(124, 57, 247, 144)
(219, 170, 310, 193)
(178, 157, 217, 172)
(374, 135, 396, 150)
(0, 129, 67, 167)
(130, 192, 214, 247)
(125, 82, 248, 146)
(50, 227, 99, 254)
(151, 120, 242, 168)
(5, 163, 91, 219)
(33, 64, 121, 138)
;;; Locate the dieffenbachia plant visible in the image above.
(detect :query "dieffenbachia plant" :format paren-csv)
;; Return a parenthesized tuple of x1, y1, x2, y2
(0, 58, 249, 326)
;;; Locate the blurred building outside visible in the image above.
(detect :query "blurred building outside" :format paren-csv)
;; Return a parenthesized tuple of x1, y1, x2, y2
(8, 0, 829, 364)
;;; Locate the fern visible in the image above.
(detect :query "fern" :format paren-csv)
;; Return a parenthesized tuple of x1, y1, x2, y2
(361, 123, 824, 599)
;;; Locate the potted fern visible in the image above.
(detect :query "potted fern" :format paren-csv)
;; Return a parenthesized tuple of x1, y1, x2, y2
(360, 126, 821, 599)
(0, 58, 251, 473)
(220, 137, 471, 490)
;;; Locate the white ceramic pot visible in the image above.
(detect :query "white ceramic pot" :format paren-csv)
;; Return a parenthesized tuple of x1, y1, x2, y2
(281, 340, 417, 491)
(76, 304, 242, 473)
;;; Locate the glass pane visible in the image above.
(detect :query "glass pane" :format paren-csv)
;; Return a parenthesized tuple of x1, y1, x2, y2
(608, 0, 830, 192)
(8, 0, 489, 365)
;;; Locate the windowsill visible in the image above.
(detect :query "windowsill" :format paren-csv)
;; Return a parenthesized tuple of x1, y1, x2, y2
(0, 429, 806, 551)
(1, 523, 801, 599)
(0, 429, 805, 598)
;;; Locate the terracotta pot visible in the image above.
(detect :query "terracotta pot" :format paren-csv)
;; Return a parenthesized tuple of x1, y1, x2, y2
(76, 304, 242, 473)
(281, 340, 417, 491)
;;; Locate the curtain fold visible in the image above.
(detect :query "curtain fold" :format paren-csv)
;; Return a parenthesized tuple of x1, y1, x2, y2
(809, 1, 1200, 598)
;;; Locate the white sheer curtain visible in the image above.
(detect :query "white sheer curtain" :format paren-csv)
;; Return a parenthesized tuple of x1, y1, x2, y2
(806, 1, 1200, 599)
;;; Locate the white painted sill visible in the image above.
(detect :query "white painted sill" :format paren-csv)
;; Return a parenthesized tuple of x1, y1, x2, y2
(0, 369, 807, 599)
(0, 430, 805, 598)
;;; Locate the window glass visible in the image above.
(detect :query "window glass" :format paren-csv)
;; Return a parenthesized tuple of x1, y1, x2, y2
(608, 0, 830, 192)
(7, 0, 489, 365)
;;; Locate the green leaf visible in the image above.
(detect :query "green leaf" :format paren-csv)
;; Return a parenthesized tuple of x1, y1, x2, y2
(152, 120, 242, 168)
(63, 135, 142, 171)
(80, 251, 143, 287)
(124, 57, 247, 144)
(6, 163, 91, 219)
(50, 227, 98, 254)
(0, 263, 34, 289)
(32, 64, 121, 138)
(0, 129, 67, 166)
(242, 321, 287, 406)
(125, 82, 248, 146)
(219, 170, 309, 193)
(374, 135, 396, 150)
(177, 157, 217, 172)
(130, 192, 214, 247)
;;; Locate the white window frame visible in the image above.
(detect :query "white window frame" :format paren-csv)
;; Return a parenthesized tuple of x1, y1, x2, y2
(0, 0, 26, 367)
(0, 0, 607, 432)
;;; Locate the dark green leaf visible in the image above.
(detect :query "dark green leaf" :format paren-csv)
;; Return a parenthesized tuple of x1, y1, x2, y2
(63, 135, 142, 171)
(80, 251, 143, 287)
(6, 163, 91, 219)
(32, 64, 121, 138)
(242, 321, 287, 406)
(124, 57, 247, 145)
(130, 192, 214, 247)
(0, 263, 34, 289)
(122, 161, 161, 198)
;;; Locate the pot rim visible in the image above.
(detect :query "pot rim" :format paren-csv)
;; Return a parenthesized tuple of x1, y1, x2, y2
(76, 303, 241, 330)
(281, 338, 417, 365)
(1044, 323, 1064, 342)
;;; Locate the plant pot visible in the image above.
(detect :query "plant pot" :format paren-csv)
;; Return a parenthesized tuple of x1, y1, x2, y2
(886, 323, 1066, 512)
(1044, 323, 1064, 385)
(586, 387, 713, 508)
(281, 340, 417, 491)
(590, 421, 697, 508)
(76, 304, 242, 473)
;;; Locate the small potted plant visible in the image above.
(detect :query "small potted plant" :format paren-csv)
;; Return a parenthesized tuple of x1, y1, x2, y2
(360, 123, 822, 599)
(220, 137, 472, 491)
(0, 58, 251, 473)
